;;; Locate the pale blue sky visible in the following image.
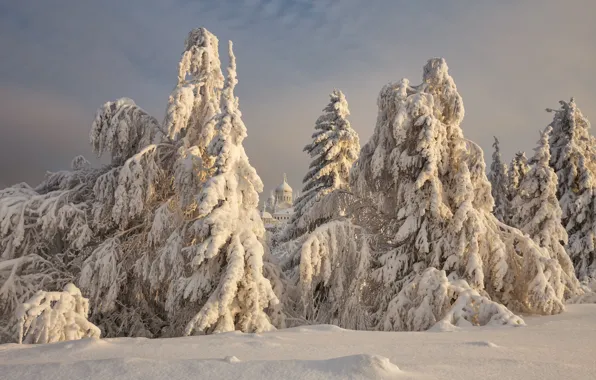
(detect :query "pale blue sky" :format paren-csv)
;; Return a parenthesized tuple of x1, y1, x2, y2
(1, 0, 595, 193)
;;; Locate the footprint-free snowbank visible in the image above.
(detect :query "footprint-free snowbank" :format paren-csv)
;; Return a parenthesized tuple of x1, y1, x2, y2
(1, 304, 595, 380)
(0, 354, 402, 380)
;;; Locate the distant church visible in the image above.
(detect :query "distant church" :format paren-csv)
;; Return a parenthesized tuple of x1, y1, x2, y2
(261, 174, 297, 228)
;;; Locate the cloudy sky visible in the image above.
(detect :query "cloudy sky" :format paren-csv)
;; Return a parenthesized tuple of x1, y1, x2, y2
(0, 0, 594, 194)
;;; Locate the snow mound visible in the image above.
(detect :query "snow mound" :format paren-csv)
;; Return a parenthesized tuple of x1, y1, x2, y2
(223, 355, 240, 363)
(464, 341, 499, 348)
(0, 353, 402, 380)
(288, 324, 348, 333)
(2, 305, 595, 380)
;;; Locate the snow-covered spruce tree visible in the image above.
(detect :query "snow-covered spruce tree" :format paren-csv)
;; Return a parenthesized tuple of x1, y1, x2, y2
(0, 28, 281, 340)
(509, 127, 582, 299)
(506, 151, 529, 223)
(488, 137, 508, 222)
(81, 30, 280, 336)
(350, 58, 570, 331)
(282, 90, 360, 241)
(180, 41, 278, 335)
(548, 99, 596, 281)
(16, 283, 100, 344)
(271, 91, 364, 328)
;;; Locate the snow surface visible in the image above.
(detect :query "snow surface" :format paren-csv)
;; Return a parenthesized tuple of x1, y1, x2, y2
(1, 304, 595, 380)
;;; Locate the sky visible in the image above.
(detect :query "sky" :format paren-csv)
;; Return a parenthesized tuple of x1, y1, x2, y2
(0, 0, 595, 194)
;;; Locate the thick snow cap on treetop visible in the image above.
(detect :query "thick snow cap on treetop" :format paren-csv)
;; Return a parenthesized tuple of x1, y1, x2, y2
(165, 27, 224, 144)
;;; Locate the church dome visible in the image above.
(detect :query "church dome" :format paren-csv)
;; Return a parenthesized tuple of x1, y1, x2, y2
(275, 174, 293, 194)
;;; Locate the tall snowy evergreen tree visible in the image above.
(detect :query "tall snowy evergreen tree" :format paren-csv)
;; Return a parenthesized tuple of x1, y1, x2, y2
(272, 91, 366, 329)
(282, 90, 360, 241)
(181, 41, 278, 335)
(548, 99, 596, 281)
(488, 137, 508, 222)
(350, 58, 571, 330)
(509, 127, 582, 299)
(81, 28, 228, 336)
(0, 28, 280, 342)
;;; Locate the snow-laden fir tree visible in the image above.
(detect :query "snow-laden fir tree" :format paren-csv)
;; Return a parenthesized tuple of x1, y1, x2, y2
(16, 283, 100, 344)
(488, 137, 508, 222)
(350, 58, 571, 331)
(506, 152, 529, 221)
(0, 28, 281, 341)
(80, 30, 228, 334)
(509, 127, 582, 299)
(85, 32, 279, 336)
(271, 91, 363, 329)
(548, 99, 596, 281)
(282, 90, 360, 241)
(179, 41, 279, 335)
(0, 157, 98, 342)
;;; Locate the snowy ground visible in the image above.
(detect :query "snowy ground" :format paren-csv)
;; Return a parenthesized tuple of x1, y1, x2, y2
(1, 305, 595, 380)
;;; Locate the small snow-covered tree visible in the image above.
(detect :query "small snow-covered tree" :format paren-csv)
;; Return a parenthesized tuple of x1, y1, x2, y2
(291, 220, 371, 329)
(16, 283, 100, 344)
(548, 99, 596, 281)
(506, 151, 529, 224)
(509, 127, 582, 299)
(488, 137, 508, 222)
(383, 268, 524, 331)
(350, 58, 570, 329)
(282, 90, 360, 241)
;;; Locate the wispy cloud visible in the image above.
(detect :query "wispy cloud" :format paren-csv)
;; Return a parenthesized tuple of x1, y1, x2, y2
(0, 0, 594, 194)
